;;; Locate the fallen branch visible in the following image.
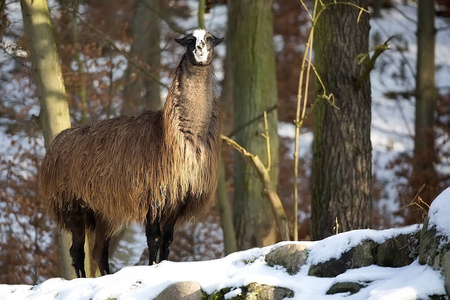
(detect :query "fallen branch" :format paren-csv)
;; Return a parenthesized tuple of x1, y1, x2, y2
(221, 134, 292, 241)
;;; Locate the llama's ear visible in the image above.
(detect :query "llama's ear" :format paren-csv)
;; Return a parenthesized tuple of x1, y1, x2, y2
(212, 36, 224, 47)
(175, 35, 192, 47)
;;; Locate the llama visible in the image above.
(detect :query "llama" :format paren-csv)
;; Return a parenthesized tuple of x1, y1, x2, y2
(39, 29, 223, 277)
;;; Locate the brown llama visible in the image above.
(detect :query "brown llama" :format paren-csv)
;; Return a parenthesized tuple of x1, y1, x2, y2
(39, 29, 223, 277)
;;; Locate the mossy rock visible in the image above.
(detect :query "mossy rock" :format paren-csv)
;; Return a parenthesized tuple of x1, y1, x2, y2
(265, 244, 308, 275)
(377, 234, 417, 267)
(205, 283, 293, 300)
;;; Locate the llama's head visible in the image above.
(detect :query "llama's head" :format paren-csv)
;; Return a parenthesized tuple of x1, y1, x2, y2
(175, 29, 223, 66)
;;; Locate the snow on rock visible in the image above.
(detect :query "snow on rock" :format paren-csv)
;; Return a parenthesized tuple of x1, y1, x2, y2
(427, 187, 450, 238)
(307, 225, 420, 265)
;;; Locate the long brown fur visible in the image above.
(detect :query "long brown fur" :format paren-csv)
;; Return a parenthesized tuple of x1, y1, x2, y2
(39, 50, 221, 238)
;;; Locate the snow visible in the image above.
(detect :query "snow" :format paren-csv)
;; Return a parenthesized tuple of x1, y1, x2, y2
(427, 187, 450, 238)
(0, 224, 446, 299)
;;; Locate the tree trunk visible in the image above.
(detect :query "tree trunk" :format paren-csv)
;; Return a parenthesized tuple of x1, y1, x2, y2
(412, 0, 438, 220)
(228, 0, 279, 250)
(122, 0, 161, 115)
(311, 0, 372, 240)
(20, 0, 74, 279)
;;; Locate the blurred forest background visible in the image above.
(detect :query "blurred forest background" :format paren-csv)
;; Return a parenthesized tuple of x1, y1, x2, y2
(1, 0, 450, 284)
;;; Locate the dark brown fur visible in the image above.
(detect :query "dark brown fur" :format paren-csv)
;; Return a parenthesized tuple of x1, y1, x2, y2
(39, 31, 222, 276)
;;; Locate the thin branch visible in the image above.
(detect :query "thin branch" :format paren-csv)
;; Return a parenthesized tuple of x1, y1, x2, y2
(261, 111, 271, 173)
(355, 36, 394, 89)
(63, 4, 170, 90)
(228, 104, 277, 137)
(138, 0, 187, 35)
(392, 5, 417, 25)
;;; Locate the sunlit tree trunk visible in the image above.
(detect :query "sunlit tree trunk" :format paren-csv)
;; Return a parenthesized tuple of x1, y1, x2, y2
(311, 0, 372, 240)
(412, 0, 438, 220)
(20, 0, 74, 279)
(228, 0, 279, 250)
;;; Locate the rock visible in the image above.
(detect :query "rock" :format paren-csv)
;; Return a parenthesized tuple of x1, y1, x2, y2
(326, 282, 365, 295)
(308, 251, 352, 277)
(155, 281, 202, 300)
(443, 252, 450, 296)
(206, 283, 293, 300)
(239, 283, 293, 300)
(351, 240, 378, 268)
(419, 188, 450, 296)
(419, 217, 448, 269)
(309, 240, 377, 277)
(265, 244, 308, 275)
(377, 234, 417, 267)
(419, 217, 450, 296)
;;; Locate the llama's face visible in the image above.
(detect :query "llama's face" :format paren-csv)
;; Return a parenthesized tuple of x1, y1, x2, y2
(175, 29, 223, 66)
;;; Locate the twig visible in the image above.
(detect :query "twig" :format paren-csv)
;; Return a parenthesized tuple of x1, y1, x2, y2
(333, 217, 340, 235)
(63, 3, 170, 90)
(138, 0, 187, 35)
(228, 104, 277, 137)
(355, 36, 394, 89)
(261, 111, 271, 173)
(401, 184, 429, 215)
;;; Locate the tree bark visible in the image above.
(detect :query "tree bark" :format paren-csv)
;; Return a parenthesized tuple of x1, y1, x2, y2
(228, 0, 279, 250)
(20, 0, 74, 279)
(412, 0, 438, 218)
(311, 0, 372, 240)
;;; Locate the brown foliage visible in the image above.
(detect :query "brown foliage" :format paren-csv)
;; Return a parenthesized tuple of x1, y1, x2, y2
(386, 92, 450, 224)
(0, 126, 59, 284)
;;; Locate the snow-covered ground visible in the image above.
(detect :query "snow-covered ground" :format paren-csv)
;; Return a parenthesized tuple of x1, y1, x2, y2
(2, 188, 450, 299)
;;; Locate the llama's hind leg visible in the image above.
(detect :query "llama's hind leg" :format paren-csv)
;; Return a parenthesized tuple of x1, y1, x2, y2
(92, 218, 111, 275)
(145, 213, 161, 265)
(69, 226, 86, 278)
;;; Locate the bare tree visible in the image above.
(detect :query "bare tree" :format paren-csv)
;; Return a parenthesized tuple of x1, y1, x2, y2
(20, 0, 74, 279)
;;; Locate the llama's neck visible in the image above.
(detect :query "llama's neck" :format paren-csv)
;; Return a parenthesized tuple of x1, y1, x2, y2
(164, 54, 217, 144)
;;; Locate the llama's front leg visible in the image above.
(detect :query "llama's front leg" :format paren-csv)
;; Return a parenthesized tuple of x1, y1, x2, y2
(145, 214, 161, 265)
(92, 218, 111, 275)
(159, 215, 177, 262)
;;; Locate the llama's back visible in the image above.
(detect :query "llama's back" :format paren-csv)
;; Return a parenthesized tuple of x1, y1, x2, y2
(39, 110, 164, 231)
